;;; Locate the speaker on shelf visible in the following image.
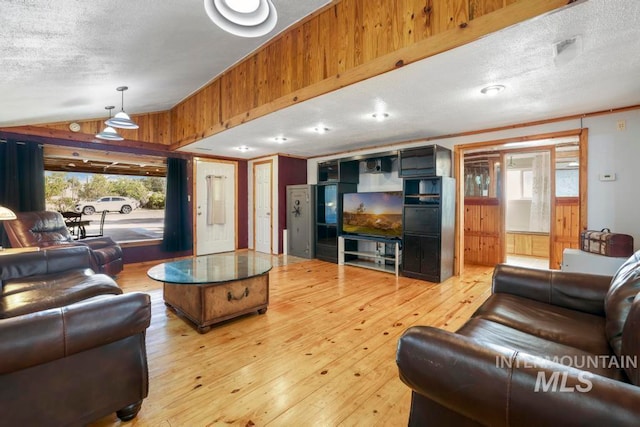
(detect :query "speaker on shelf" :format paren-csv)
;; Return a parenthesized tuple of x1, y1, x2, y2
(363, 157, 391, 174)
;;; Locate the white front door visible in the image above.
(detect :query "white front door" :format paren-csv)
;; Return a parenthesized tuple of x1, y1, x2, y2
(254, 161, 272, 253)
(195, 159, 236, 255)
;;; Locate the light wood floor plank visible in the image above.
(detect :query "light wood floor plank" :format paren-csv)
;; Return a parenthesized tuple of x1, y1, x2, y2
(90, 256, 493, 426)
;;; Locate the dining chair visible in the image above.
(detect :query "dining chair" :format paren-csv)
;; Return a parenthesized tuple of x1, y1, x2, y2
(83, 210, 107, 238)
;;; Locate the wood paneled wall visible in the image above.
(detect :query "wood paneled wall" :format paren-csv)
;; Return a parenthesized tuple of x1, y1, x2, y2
(169, 0, 569, 148)
(506, 232, 549, 258)
(552, 197, 580, 269)
(465, 197, 579, 268)
(40, 111, 172, 146)
(464, 198, 502, 266)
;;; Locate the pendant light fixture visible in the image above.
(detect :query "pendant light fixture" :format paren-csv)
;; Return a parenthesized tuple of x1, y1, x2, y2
(0, 205, 17, 221)
(96, 106, 124, 141)
(204, 0, 278, 38)
(106, 86, 138, 129)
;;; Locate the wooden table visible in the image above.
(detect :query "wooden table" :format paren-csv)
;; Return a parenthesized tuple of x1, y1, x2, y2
(66, 220, 91, 239)
(147, 252, 271, 333)
(62, 212, 91, 239)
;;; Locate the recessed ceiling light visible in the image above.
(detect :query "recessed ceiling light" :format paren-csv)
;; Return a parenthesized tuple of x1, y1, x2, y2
(236, 145, 251, 152)
(225, 0, 260, 14)
(314, 126, 329, 134)
(481, 85, 506, 95)
(274, 136, 287, 143)
(204, 0, 277, 38)
(372, 112, 389, 121)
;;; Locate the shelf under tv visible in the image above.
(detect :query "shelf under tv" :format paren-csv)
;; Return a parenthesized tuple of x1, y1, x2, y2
(338, 235, 401, 276)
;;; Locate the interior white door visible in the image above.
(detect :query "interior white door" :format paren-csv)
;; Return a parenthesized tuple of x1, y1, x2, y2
(254, 161, 272, 253)
(195, 159, 236, 255)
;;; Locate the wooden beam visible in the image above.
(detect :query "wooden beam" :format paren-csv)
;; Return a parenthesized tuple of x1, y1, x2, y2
(0, 125, 171, 153)
(171, 0, 574, 150)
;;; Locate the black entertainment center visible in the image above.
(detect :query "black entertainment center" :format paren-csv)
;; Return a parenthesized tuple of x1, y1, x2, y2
(315, 160, 358, 263)
(315, 145, 454, 283)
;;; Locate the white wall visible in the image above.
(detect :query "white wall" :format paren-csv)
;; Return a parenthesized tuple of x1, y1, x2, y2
(356, 158, 402, 192)
(308, 108, 640, 251)
(587, 109, 640, 248)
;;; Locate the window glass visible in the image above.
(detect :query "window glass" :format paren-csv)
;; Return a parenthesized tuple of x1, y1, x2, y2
(463, 155, 500, 197)
(556, 169, 579, 197)
(506, 170, 522, 199)
(522, 170, 533, 199)
(45, 171, 166, 242)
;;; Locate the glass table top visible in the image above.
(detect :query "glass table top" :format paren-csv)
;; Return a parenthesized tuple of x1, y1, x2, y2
(147, 252, 272, 284)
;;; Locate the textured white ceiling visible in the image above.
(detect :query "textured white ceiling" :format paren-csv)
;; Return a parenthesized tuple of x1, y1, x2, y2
(2, 1, 639, 160)
(0, 0, 330, 124)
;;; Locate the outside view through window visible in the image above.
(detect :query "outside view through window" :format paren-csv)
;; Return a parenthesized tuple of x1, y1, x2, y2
(45, 171, 166, 242)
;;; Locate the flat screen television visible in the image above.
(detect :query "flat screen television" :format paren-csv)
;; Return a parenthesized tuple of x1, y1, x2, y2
(342, 191, 403, 238)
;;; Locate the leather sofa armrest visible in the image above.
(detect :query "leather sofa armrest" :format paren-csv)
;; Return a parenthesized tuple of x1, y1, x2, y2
(0, 292, 151, 375)
(492, 264, 612, 315)
(397, 326, 640, 426)
(81, 236, 121, 251)
(621, 293, 640, 385)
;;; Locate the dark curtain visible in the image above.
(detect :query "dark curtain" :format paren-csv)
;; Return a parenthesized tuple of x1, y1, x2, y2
(0, 139, 45, 246)
(163, 157, 192, 252)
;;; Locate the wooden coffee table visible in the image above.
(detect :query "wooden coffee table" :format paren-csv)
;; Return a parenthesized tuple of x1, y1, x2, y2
(147, 252, 271, 333)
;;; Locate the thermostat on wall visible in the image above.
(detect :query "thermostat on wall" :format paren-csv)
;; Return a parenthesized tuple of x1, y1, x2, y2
(599, 173, 616, 181)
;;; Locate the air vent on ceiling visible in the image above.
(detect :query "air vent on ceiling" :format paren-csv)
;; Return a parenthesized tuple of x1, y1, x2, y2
(553, 35, 582, 66)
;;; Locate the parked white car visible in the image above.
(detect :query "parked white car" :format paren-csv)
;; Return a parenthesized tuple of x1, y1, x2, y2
(75, 196, 139, 215)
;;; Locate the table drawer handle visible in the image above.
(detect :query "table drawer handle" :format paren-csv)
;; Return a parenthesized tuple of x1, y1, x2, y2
(227, 287, 249, 301)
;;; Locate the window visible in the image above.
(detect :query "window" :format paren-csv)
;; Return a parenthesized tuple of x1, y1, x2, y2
(463, 154, 500, 198)
(44, 146, 167, 243)
(556, 169, 579, 197)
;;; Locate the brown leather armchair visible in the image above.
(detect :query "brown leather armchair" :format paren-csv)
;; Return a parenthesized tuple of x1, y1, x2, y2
(0, 246, 151, 424)
(3, 210, 124, 276)
(397, 251, 640, 426)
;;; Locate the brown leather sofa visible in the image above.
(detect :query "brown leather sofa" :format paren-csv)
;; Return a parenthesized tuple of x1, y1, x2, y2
(397, 251, 640, 426)
(3, 210, 124, 276)
(0, 245, 151, 425)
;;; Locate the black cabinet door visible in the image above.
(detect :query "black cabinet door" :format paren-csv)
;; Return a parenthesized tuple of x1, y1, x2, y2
(404, 206, 440, 234)
(420, 235, 441, 278)
(403, 234, 423, 274)
(399, 146, 435, 177)
(403, 234, 441, 280)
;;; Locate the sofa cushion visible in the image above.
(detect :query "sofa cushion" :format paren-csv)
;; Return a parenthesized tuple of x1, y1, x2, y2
(0, 269, 122, 318)
(457, 317, 626, 381)
(3, 211, 73, 247)
(472, 293, 610, 355)
(605, 250, 640, 357)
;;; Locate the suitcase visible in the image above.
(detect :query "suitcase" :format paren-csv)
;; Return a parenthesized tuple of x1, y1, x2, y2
(580, 228, 634, 257)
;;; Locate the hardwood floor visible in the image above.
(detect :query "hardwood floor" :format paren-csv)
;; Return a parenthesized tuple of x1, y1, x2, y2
(91, 255, 493, 426)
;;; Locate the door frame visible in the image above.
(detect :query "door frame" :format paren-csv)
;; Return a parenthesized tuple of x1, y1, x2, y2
(454, 128, 588, 275)
(252, 159, 273, 253)
(192, 157, 238, 254)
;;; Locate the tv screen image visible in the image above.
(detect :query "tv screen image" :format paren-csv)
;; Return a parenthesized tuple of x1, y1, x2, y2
(342, 191, 403, 238)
